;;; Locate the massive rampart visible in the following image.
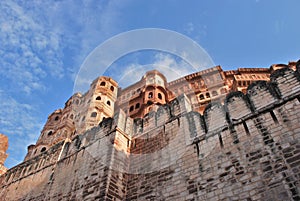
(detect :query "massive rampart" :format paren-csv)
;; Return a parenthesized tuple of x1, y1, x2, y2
(1, 66, 300, 200)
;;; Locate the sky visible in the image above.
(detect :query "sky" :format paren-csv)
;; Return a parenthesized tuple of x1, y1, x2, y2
(0, 0, 299, 168)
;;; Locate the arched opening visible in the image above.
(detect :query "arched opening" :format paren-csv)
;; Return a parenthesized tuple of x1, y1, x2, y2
(148, 92, 153, 99)
(82, 116, 85, 122)
(47, 131, 53, 136)
(220, 88, 227, 94)
(70, 114, 73, 119)
(158, 93, 162, 100)
(91, 112, 97, 118)
(212, 91, 218, 96)
(96, 96, 101, 100)
(135, 103, 140, 109)
(100, 81, 106, 86)
(206, 93, 210, 98)
(110, 86, 114, 92)
(41, 147, 46, 153)
(107, 100, 111, 106)
(148, 106, 153, 112)
(54, 116, 59, 121)
(130, 106, 134, 112)
(199, 94, 205, 100)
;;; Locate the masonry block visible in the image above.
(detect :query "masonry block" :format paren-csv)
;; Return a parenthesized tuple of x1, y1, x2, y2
(204, 102, 228, 136)
(142, 111, 157, 132)
(170, 94, 192, 117)
(247, 81, 279, 110)
(156, 104, 171, 126)
(225, 91, 252, 121)
(113, 109, 127, 132)
(271, 68, 300, 98)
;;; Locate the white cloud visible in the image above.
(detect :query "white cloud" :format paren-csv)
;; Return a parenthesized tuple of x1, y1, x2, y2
(0, 90, 43, 167)
(0, 0, 130, 167)
(184, 22, 195, 34)
(0, 0, 64, 94)
(152, 53, 194, 81)
(116, 52, 197, 88)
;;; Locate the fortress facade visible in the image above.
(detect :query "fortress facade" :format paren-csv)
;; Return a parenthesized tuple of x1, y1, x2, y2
(0, 60, 300, 200)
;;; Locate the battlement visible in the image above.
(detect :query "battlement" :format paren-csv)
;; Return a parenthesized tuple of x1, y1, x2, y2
(1, 60, 300, 200)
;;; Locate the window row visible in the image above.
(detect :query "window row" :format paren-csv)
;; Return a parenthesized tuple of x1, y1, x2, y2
(121, 88, 142, 101)
(95, 96, 111, 106)
(129, 103, 141, 112)
(198, 88, 227, 100)
(100, 81, 115, 92)
(148, 92, 163, 100)
(237, 80, 251, 87)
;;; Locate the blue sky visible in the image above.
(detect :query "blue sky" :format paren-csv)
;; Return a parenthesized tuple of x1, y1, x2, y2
(0, 0, 299, 168)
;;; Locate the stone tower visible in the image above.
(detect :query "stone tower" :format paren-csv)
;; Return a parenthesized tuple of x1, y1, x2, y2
(24, 76, 118, 161)
(115, 70, 174, 118)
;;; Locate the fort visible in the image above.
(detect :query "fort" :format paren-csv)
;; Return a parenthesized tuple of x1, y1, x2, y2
(0, 59, 300, 200)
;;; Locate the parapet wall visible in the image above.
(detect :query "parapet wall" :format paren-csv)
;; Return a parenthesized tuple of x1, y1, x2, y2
(1, 66, 300, 200)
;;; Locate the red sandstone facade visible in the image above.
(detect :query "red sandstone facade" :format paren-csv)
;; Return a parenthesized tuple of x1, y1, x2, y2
(0, 134, 8, 176)
(1, 59, 300, 200)
(24, 61, 297, 161)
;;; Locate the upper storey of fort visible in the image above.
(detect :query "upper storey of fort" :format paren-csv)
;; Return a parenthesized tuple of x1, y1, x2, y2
(23, 60, 298, 161)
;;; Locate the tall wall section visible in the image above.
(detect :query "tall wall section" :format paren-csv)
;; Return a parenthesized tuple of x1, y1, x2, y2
(0, 65, 300, 200)
(0, 134, 8, 176)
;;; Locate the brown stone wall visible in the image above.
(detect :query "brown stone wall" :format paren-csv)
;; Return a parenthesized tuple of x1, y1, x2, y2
(1, 65, 300, 200)
(0, 134, 8, 176)
(124, 67, 300, 200)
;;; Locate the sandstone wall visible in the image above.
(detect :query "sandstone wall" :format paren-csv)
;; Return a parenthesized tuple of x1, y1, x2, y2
(0, 134, 8, 176)
(0, 67, 300, 200)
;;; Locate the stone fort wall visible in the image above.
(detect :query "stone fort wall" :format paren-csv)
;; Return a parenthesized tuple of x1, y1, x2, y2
(0, 67, 300, 200)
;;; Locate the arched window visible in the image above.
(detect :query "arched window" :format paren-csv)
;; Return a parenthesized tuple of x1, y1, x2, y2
(107, 101, 111, 106)
(47, 131, 53, 136)
(54, 116, 59, 121)
(148, 92, 153, 99)
(110, 86, 114, 92)
(135, 103, 140, 109)
(70, 114, 73, 119)
(100, 81, 106, 86)
(75, 99, 79, 105)
(212, 91, 218, 96)
(130, 106, 134, 112)
(158, 93, 162, 100)
(220, 88, 227, 94)
(82, 116, 85, 122)
(96, 96, 101, 100)
(149, 106, 153, 112)
(199, 94, 205, 100)
(91, 112, 97, 118)
(41, 147, 46, 153)
(206, 93, 210, 98)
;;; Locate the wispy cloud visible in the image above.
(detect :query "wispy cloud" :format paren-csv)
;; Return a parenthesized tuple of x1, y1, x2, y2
(0, 1, 64, 94)
(116, 52, 198, 88)
(0, 0, 130, 168)
(0, 90, 43, 167)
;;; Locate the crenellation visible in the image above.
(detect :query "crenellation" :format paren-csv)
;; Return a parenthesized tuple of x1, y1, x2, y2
(247, 81, 279, 111)
(142, 110, 157, 133)
(1, 60, 300, 200)
(204, 102, 228, 136)
(156, 104, 171, 126)
(225, 91, 253, 122)
(271, 68, 300, 99)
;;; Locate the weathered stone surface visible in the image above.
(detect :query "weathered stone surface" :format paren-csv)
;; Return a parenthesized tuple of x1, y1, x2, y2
(1, 61, 300, 200)
(0, 134, 8, 176)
